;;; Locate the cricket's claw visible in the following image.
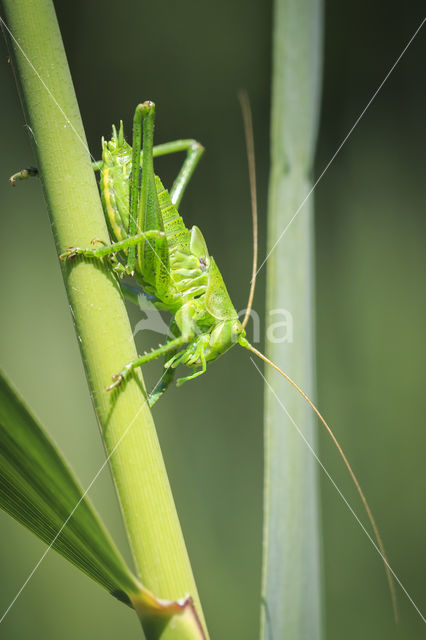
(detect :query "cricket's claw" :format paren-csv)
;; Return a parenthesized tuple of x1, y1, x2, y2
(59, 247, 81, 261)
(91, 237, 107, 246)
(106, 374, 124, 392)
(9, 166, 38, 186)
(106, 363, 133, 391)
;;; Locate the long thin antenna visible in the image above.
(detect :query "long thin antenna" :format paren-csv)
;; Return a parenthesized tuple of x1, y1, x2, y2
(238, 91, 258, 329)
(242, 340, 398, 621)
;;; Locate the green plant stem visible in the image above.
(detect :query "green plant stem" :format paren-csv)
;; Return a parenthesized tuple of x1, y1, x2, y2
(261, 0, 323, 638)
(0, 1, 207, 637)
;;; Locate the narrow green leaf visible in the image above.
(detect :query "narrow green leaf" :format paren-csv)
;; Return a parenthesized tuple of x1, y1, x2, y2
(262, 0, 323, 638)
(0, 370, 207, 637)
(1, 1, 208, 635)
(0, 369, 139, 605)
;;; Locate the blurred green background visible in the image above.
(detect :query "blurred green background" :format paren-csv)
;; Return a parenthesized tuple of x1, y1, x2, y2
(0, 1, 425, 638)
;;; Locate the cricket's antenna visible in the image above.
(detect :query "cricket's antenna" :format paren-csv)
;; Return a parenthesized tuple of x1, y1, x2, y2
(239, 338, 398, 621)
(238, 90, 258, 330)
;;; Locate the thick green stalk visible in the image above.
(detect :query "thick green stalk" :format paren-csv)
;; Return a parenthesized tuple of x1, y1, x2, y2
(0, 1, 207, 637)
(261, 1, 323, 638)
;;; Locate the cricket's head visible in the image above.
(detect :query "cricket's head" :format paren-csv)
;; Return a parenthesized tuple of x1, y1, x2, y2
(204, 318, 246, 364)
(172, 319, 245, 377)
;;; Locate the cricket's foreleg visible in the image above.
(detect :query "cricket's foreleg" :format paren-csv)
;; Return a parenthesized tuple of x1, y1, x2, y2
(151, 139, 204, 207)
(166, 332, 209, 386)
(176, 348, 207, 386)
(165, 305, 210, 386)
(106, 333, 192, 392)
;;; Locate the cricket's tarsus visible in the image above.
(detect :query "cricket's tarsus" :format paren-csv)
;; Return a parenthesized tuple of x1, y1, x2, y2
(9, 165, 38, 185)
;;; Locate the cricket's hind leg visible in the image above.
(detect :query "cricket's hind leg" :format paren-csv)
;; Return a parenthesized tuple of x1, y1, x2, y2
(147, 321, 180, 407)
(106, 332, 192, 392)
(128, 102, 172, 299)
(106, 302, 198, 393)
(151, 139, 204, 206)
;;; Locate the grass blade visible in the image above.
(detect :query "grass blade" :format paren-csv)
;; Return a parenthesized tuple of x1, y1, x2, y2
(261, 0, 324, 638)
(0, 369, 140, 604)
(1, 1, 207, 636)
(0, 370, 207, 637)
